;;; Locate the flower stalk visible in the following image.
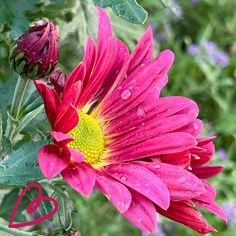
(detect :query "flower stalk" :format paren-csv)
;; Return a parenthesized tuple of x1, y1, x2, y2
(4, 76, 29, 142)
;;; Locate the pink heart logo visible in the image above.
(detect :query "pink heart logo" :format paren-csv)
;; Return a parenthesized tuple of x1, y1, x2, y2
(8, 182, 59, 228)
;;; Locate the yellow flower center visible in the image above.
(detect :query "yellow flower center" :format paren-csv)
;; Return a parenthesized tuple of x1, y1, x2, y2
(68, 112, 105, 167)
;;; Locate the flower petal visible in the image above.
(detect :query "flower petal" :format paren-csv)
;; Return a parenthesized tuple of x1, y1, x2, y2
(127, 26, 154, 75)
(97, 7, 113, 49)
(106, 96, 198, 136)
(136, 162, 205, 200)
(34, 80, 60, 128)
(101, 50, 174, 120)
(95, 39, 129, 101)
(54, 103, 79, 133)
(62, 80, 83, 107)
(191, 165, 223, 179)
(159, 151, 190, 169)
(62, 162, 96, 197)
(109, 113, 197, 149)
(123, 191, 157, 233)
(105, 163, 170, 210)
(96, 173, 132, 213)
(193, 199, 227, 222)
(108, 132, 196, 163)
(38, 144, 69, 180)
(49, 131, 73, 145)
(70, 149, 84, 163)
(156, 201, 216, 234)
(63, 62, 86, 92)
(78, 38, 118, 107)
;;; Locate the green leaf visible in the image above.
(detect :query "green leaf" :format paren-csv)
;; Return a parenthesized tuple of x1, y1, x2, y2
(0, 0, 38, 38)
(0, 141, 47, 186)
(160, 0, 183, 18)
(54, 189, 73, 230)
(0, 188, 31, 222)
(93, 0, 147, 24)
(25, 186, 53, 222)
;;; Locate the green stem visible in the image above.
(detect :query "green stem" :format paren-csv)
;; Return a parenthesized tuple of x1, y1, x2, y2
(0, 224, 34, 236)
(13, 105, 44, 138)
(4, 76, 29, 142)
(11, 76, 29, 118)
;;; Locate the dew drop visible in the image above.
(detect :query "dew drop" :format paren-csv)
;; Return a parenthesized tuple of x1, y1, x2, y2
(144, 183, 150, 187)
(137, 107, 146, 118)
(120, 176, 127, 181)
(154, 164, 161, 169)
(178, 176, 186, 183)
(121, 89, 131, 100)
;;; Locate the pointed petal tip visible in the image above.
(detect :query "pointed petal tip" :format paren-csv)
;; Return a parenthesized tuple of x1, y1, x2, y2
(38, 144, 68, 180)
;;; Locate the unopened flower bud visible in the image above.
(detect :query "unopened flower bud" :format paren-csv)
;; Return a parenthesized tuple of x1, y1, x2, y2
(9, 19, 59, 80)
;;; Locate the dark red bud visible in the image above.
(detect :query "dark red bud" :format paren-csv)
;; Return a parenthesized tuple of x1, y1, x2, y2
(9, 19, 59, 80)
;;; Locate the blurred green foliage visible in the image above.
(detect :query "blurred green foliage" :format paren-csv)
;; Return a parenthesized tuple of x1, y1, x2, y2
(0, 0, 236, 235)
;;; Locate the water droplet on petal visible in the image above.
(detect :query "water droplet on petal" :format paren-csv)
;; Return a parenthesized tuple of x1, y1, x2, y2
(144, 183, 149, 187)
(178, 176, 186, 184)
(121, 89, 131, 100)
(137, 107, 146, 118)
(120, 176, 127, 181)
(154, 164, 161, 169)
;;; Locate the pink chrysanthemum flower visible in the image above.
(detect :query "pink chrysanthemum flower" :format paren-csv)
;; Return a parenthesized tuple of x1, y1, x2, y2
(35, 8, 226, 233)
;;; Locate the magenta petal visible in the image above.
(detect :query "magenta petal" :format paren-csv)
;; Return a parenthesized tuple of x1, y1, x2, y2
(38, 144, 69, 180)
(108, 132, 196, 163)
(193, 199, 227, 222)
(101, 50, 174, 120)
(34, 80, 60, 128)
(97, 7, 113, 48)
(62, 80, 82, 107)
(96, 174, 132, 213)
(127, 26, 154, 75)
(64, 62, 86, 92)
(191, 165, 224, 179)
(50, 131, 73, 145)
(105, 163, 170, 210)
(195, 181, 216, 202)
(70, 149, 84, 163)
(54, 103, 79, 133)
(136, 162, 205, 200)
(123, 191, 157, 233)
(62, 162, 96, 197)
(109, 113, 197, 149)
(156, 201, 216, 234)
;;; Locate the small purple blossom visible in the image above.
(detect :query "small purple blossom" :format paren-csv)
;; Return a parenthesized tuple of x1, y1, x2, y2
(187, 40, 230, 67)
(187, 44, 199, 54)
(217, 149, 228, 161)
(222, 203, 236, 225)
(191, 0, 200, 4)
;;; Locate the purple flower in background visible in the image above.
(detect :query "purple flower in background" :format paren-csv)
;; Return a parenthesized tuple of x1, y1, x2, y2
(217, 149, 228, 161)
(187, 40, 229, 67)
(191, 0, 200, 4)
(187, 44, 199, 54)
(222, 203, 236, 226)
